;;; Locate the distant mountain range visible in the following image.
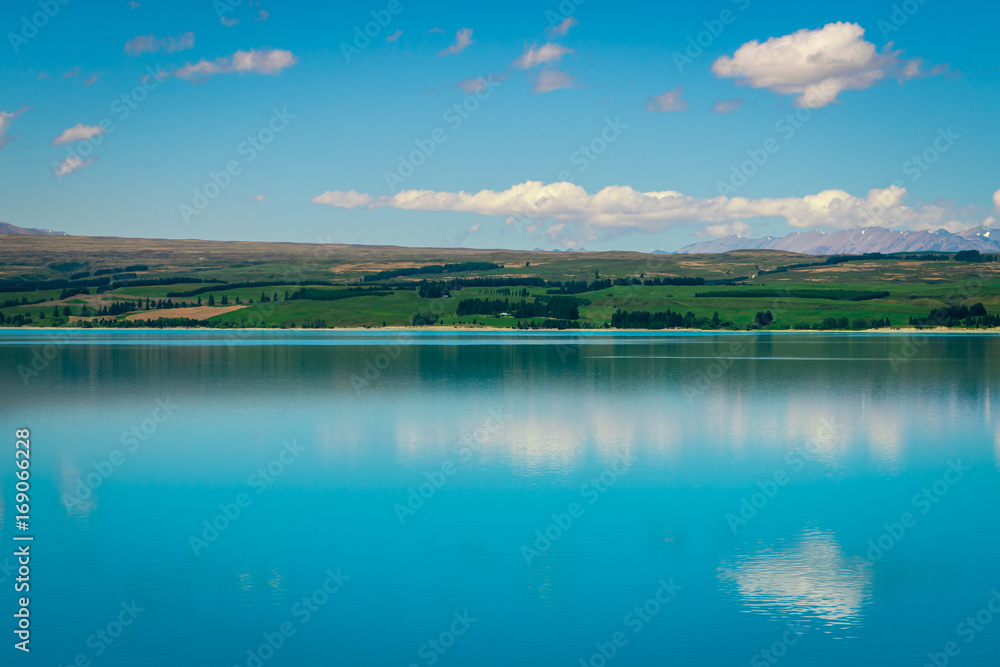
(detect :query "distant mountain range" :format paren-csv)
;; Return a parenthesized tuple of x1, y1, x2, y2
(675, 226, 1000, 255)
(0, 222, 67, 235)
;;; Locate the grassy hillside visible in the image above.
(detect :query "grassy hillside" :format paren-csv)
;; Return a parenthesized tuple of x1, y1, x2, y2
(1, 235, 998, 330)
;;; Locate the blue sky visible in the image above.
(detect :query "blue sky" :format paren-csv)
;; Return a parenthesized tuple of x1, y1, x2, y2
(1, 0, 998, 251)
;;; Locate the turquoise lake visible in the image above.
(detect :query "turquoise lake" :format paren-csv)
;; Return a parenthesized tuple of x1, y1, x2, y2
(1, 330, 998, 666)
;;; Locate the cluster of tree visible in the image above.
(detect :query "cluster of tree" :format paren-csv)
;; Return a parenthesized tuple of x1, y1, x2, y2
(753, 311, 774, 328)
(417, 281, 449, 298)
(0, 296, 32, 308)
(290, 288, 392, 301)
(455, 295, 582, 319)
(694, 288, 890, 301)
(363, 262, 502, 281)
(909, 303, 998, 327)
(410, 312, 440, 326)
(59, 286, 89, 299)
(70, 271, 92, 279)
(455, 298, 510, 316)
(514, 319, 580, 330)
(99, 276, 225, 294)
(0, 312, 33, 326)
(954, 250, 998, 263)
(73, 317, 210, 329)
(445, 276, 546, 289)
(0, 276, 110, 293)
(901, 254, 949, 261)
(93, 265, 149, 276)
(166, 280, 319, 298)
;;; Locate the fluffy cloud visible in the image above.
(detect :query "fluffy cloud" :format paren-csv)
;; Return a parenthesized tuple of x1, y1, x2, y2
(512, 43, 572, 69)
(993, 189, 1000, 210)
(712, 98, 746, 114)
(696, 221, 751, 238)
(53, 156, 96, 177)
(312, 180, 987, 241)
(0, 106, 29, 149)
(533, 69, 576, 93)
(51, 123, 105, 145)
(124, 31, 195, 55)
(712, 22, 941, 108)
(547, 17, 579, 37)
(168, 49, 296, 81)
(439, 28, 473, 57)
(645, 86, 687, 112)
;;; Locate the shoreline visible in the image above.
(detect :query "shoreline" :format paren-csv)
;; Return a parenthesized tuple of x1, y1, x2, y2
(1, 326, 997, 334)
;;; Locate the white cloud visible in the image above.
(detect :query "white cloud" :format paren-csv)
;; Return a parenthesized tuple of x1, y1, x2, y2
(993, 189, 1000, 210)
(220, 16, 238, 27)
(0, 106, 29, 150)
(64, 67, 80, 79)
(533, 69, 576, 93)
(424, 27, 444, 35)
(168, 49, 297, 81)
(645, 86, 687, 112)
(53, 156, 96, 177)
(696, 221, 751, 238)
(83, 74, 100, 86)
(249, 194, 265, 202)
(255, 10, 269, 21)
(467, 223, 481, 234)
(128, 1, 139, 8)
(124, 31, 195, 55)
(51, 123, 104, 146)
(512, 43, 571, 69)
(438, 28, 473, 57)
(455, 72, 507, 94)
(311, 180, 989, 242)
(712, 22, 942, 108)
(386, 29, 402, 42)
(712, 98, 745, 114)
(547, 17, 578, 37)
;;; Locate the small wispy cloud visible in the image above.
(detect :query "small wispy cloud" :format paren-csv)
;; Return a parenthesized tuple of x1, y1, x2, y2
(711, 98, 746, 114)
(512, 43, 571, 69)
(220, 16, 238, 27)
(533, 69, 576, 93)
(51, 123, 105, 145)
(645, 86, 687, 112)
(128, 0, 140, 8)
(168, 49, 297, 81)
(0, 106, 30, 150)
(386, 29, 402, 42)
(438, 28, 473, 57)
(64, 67, 81, 79)
(424, 27, 444, 35)
(455, 73, 507, 94)
(124, 31, 195, 55)
(255, 9, 269, 21)
(53, 156, 96, 177)
(83, 73, 100, 86)
(546, 17, 578, 37)
(249, 194, 265, 202)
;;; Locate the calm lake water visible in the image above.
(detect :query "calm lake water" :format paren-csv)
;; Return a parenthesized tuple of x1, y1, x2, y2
(1, 331, 998, 666)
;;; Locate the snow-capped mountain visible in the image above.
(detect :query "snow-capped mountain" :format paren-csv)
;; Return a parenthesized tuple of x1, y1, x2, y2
(675, 226, 1000, 255)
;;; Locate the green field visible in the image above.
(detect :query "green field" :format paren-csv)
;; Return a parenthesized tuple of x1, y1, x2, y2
(1, 234, 998, 330)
